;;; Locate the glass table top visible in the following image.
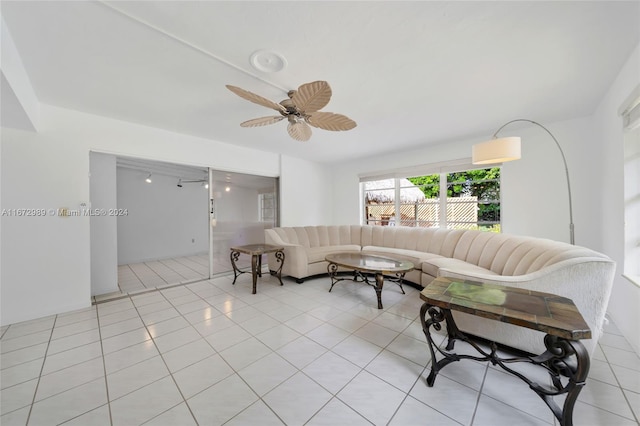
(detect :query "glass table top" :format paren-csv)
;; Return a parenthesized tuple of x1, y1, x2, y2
(325, 252, 414, 273)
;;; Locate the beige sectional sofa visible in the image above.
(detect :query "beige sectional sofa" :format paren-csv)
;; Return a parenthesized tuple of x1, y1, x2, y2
(265, 225, 615, 356)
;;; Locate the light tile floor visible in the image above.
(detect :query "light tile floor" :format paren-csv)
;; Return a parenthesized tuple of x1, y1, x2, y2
(118, 254, 212, 293)
(1, 273, 639, 426)
(116, 252, 253, 295)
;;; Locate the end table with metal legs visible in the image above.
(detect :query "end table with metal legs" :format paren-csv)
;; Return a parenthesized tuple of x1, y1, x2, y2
(229, 244, 285, 294)
(419, 278, 591, 426)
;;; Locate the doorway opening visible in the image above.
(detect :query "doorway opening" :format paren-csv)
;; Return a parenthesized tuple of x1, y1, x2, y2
(89, 153, 279, 300)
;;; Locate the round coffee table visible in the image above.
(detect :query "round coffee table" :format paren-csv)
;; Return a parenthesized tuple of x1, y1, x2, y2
(325, 252, 414, 309)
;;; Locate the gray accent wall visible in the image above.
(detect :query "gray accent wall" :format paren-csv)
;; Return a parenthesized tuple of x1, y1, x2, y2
(116, 167, 208, 265)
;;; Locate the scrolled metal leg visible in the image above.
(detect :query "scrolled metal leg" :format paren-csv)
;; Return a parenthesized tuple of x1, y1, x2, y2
(230, 250, 241, 284)
(327, 262, 339, 292)
(420, 303, 459, 386)
(559, 339, 589, 426)
(274, 250, 285, 286)
(525, 335, 589, 426)
(395, 272, 406, 294)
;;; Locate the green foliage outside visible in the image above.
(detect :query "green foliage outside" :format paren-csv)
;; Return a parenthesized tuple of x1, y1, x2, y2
(407, 168, 501, 225)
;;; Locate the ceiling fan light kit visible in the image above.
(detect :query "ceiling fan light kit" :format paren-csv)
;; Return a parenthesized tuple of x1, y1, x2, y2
(226, 80, 357, 141)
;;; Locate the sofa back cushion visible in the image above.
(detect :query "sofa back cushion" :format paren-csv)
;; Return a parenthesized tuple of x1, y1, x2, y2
(452, 231, 608, 275)
(361, 225, 465, 257)
(272, 225, 362, 248)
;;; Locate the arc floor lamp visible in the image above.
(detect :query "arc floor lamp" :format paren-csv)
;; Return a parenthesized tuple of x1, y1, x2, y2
(472, 119, 575, 245)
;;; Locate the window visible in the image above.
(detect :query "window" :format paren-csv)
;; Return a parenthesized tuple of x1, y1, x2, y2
(621, 89, 640, 285)
(363, 167, 501, 232)
(259, 192, 277, 224)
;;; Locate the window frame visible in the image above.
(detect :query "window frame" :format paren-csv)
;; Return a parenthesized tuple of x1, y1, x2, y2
(361, 164, 502, 231)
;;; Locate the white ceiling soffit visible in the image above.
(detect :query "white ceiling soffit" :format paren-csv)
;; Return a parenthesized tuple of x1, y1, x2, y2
(1, 1, 639, 163)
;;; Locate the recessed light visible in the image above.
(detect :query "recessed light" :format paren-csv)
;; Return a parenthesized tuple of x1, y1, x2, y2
(250, 49, 287, 73)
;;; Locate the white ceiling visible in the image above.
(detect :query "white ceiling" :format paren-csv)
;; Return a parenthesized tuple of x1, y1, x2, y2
(2, 1, 639, 163)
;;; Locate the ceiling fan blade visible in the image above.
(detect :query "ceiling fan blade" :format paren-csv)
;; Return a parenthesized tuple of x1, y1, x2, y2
(306, 112, 357, 131)
(240, 116, 285, 127)
(291, 81, 332, 113)
(226, 85, 286, 113)
(287, 120, 312, 141)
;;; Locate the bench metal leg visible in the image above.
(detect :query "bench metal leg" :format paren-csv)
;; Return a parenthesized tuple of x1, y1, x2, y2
(419, 303, 589, 426)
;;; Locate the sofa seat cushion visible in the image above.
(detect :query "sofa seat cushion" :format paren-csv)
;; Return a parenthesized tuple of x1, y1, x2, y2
(422, 257, 498, 278)
(306, 245, 361, 263)
(361, 246, 442, 270)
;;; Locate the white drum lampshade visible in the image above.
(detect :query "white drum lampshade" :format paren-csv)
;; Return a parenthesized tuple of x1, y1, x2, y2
(472, 137, 522, 165)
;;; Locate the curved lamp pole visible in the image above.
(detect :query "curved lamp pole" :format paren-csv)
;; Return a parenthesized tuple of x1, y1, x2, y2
(472, 119, 575, 245)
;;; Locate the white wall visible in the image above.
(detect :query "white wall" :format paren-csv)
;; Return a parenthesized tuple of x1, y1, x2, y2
(89, 152, 118, 295)
(501, 116, 601, 248)
(280, 155, 333, 226)
(116, 168, 208, 264)
(1, 126, 92, 324)
(594, 42, 640, 354)
(0, 104, 292, 325)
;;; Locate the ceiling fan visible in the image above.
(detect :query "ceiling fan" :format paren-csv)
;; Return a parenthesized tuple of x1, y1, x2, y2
(226, 81, 357, 142)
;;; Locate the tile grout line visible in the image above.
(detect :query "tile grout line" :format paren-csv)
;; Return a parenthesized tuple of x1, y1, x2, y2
(24, 314, 58, 425)
(158, 258, 196, 282)
(151, 288, 241, 419)
(134, 263, 166, 290)
(591, 342, 640, 424)
(0, 324, 10, 340)
(98, 276, 215, 305)
(121, 263, 145, 293)
(0, 316, 59, 343)
(158, 279, 281, 421)
(141, 260, 172, 288)
(174, 254, 210, 275)
(204, 280, 306, 425)
(94, 303, 114, 426)
(468, 360, 490, 426)
(291, 294, 431, 424)
(324, 317, 429, 425)
(176, 280, 316, 425)
(130, 283, 211, 425)
(241, 285, 421, 424)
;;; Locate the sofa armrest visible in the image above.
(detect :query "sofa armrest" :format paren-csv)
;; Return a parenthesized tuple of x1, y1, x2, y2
(265, 229, 309, 279)
(437, 257, 616, 356)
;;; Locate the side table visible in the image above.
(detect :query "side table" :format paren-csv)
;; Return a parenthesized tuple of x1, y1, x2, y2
(229, 244, 285, 294)
(419, 277, 591, 426)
